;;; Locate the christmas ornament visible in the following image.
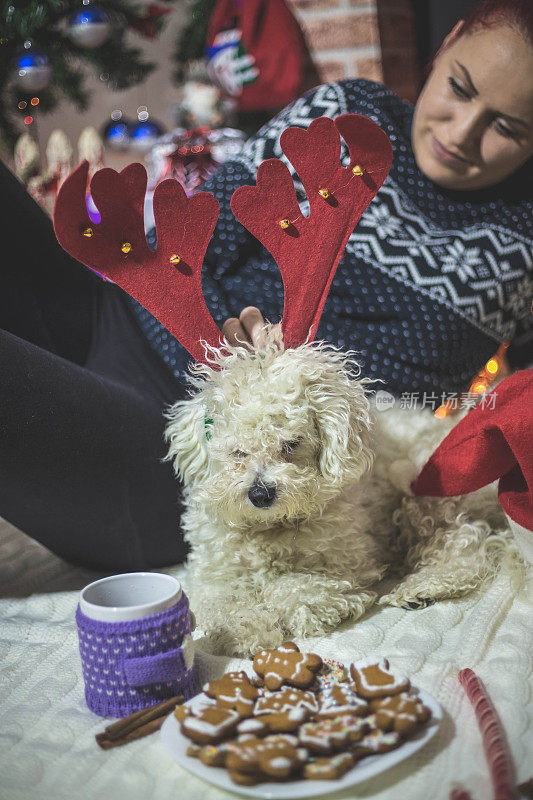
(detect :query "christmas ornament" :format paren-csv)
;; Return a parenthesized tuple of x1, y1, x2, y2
(14, 132, 41, 184)
(15, 49, 51, 92)
(130, 117, 165, 153)
(69, 7, 111, 49)
(15, 129, 73, 215)
(78, 127, 105, 177)
(129, 2, 172, 38)
(102, 118, 132, 150)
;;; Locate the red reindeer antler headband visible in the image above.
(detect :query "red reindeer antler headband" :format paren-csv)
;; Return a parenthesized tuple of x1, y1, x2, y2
(53, 114, 392, 365)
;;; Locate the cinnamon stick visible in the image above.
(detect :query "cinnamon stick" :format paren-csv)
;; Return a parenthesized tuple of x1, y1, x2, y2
(97, 716, 167, 749)
(96, 695, 184, 748)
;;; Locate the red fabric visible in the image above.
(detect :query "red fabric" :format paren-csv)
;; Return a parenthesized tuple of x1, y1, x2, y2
(231, 114, 393, 349)
(54, 162, 223, 366)
(412, 371, 533, 530)
(206, 0, 311, 111)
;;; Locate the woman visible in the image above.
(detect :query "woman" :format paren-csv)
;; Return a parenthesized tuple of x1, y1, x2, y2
(1, 0, 531, 571)
(159, 0, 532, 395)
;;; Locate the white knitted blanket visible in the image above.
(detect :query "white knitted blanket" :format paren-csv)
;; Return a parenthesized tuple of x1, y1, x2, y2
(0, 517, 531, 800)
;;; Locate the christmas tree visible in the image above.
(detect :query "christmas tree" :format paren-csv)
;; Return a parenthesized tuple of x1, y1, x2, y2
(172, 0, 215, 83)
(0, 0, 177, 146)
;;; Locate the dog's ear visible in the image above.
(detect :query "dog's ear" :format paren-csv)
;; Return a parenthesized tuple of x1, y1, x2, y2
(305, 368, 373, 486)
(164, 393, 212, 486)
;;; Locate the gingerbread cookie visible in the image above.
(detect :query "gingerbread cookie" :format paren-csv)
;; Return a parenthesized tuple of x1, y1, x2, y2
(317, 684, 369, 718)
(350, 657, 410, 699)
(254, 708, 309, 733)
(299, 716, 368, 754)
(370, 692, 431, 734)
(253, 642, 322, 691)
(186, 742, 201, 758)
(174, 704, 191, 724)
(237, 717, 270, 737)
(174, 696, 214, 724)
(180, 705, 241, 744)
(304, 752, 355, 780)
(228, 769, 261, 786)
(203, 670, 259, 718)
(226, 734, 308, 782)
(198, 742, 233, 767)
(256, 687, 318, 715)
(352, 728, 401, 757)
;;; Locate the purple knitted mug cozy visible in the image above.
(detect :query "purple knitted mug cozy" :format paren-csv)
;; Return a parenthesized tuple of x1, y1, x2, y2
(76, 591, 197, 718)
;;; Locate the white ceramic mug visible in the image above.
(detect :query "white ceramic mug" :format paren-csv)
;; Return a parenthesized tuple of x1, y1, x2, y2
(79, 572, 184, 623)
(77, 572, 197, 716)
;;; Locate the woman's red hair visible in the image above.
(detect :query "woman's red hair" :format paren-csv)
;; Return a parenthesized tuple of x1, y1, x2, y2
(460, 0, 533, 42)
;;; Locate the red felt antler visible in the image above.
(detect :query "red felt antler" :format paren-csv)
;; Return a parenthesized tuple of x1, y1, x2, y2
(53, 161, 222, 365)
(54, 114, 392, 365)
(230, 114, 393, 349)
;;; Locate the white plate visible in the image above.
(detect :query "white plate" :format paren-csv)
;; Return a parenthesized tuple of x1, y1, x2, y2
(160, 684, 442, 799)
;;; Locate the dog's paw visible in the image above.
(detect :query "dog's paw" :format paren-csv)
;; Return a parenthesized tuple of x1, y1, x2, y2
(400, 597, 436, 610)
(379, 590, 437, 609)
(195, 608, 285, 657)
(285, 591, 376, 637)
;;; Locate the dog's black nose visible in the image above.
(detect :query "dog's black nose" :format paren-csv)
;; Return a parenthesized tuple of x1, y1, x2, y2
(248, 482, 277, 508)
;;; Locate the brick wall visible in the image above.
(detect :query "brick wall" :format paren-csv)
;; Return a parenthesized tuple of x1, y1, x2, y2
(288, 0, 422, 103)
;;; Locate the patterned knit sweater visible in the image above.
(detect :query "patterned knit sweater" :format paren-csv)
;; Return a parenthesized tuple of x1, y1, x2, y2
(132, 79, 532, 397)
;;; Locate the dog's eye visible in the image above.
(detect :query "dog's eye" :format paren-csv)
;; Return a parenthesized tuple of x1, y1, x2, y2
(281, 439, 301, 455)
(232, 449, 249, 459)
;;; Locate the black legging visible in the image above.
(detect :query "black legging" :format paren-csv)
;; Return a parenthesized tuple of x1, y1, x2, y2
(0, 160, 189, 572)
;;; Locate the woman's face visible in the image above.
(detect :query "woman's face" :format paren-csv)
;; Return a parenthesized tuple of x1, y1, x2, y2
(412, 22, 533, 190)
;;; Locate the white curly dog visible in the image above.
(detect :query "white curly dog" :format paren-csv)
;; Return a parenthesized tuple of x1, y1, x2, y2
(165, 325, 515, 657)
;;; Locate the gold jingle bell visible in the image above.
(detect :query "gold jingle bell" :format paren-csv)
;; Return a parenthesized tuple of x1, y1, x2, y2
(170, 254, 181, 266)
(82, 227, 94, 238)
(279, 219, 291, 229)
(318, 188, 331, 199)
(121, 241, 132, 254)
(352, 165, 364, 176)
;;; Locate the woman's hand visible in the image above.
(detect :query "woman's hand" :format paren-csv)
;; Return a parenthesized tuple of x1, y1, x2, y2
(222, 307, 282, 350)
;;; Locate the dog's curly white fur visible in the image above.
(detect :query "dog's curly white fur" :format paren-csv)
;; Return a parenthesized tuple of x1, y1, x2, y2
(164, 326, 519, 656)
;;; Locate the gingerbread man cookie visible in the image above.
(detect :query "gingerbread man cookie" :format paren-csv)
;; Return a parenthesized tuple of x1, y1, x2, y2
(350, 657, 410, 699)
(369, 692, 431, 734)
(299, 716, 368, 754)
(179, 705, 241, 744)
(198, 742, 234, 767)
(317, 684, 369, 718)
(255, 687, 318, 716)
(252, 687, 317, 732)
(304, 752, 355, 781)
(253, 642, 322, 691)
(236, 717, 270, 737)
(352, 728, 401, 758)
(203, 670, 259, 717)
(226, 734, 308, 783)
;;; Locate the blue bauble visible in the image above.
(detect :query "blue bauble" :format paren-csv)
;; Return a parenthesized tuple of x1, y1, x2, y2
(102, 119, 132, 151)
(15, 50, 51, 92)
(69, 7, 110, 49)
(130, 119, 165, 152)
